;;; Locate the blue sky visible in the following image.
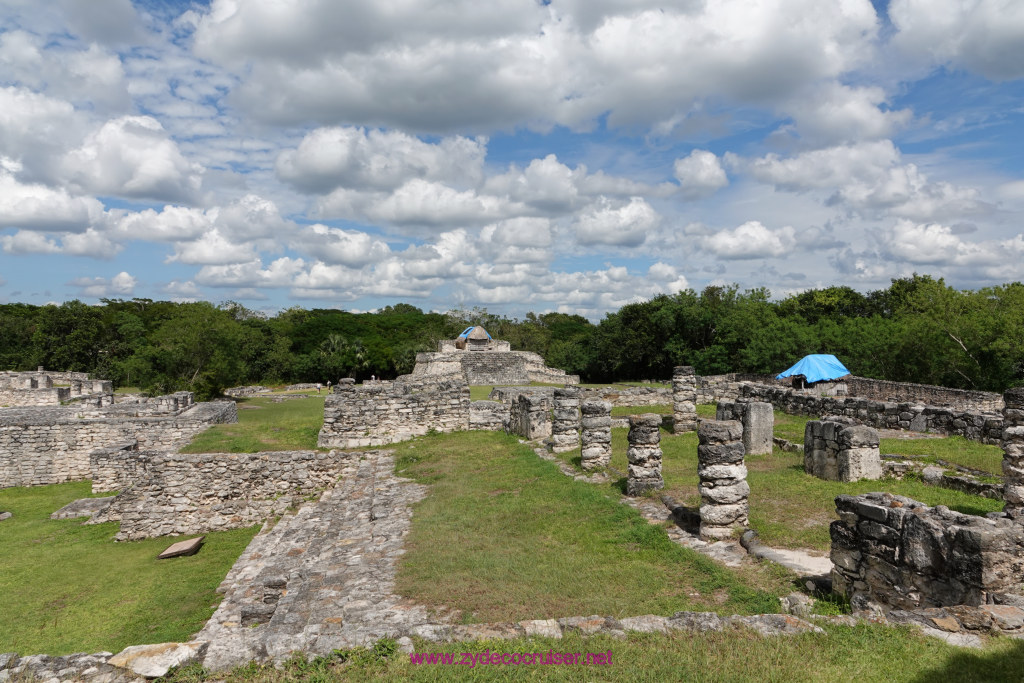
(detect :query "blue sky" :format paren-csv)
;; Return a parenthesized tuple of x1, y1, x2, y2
(1, 0, 1022, 318)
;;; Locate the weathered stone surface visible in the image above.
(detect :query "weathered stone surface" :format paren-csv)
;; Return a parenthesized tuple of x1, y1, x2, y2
(158, 536, 204, 559)
(804, 420, 882, 482)
(506, 393, 552, 440)
(549, 388, 580, 453)
(698, 420, 748, 540)
(1003, 389, 1024, 520)
(626, 414, 663, 495)
(50, 497, 115, 520)
(109, 642, 206, 678)
(672, 366, 698, 433)
(0, 511, 10, 521)
(580, 400, 612, 470)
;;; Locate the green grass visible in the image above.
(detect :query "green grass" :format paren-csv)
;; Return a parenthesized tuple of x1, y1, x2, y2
(602, 428, 1003, 552)
(610, 404, 671, 416)
(880, 435, 1004, 475)
(161, 626, 1024, 682)
(394, 431, 790, 623)
(0, 482, 258, 655)
(180, 395, 326, 453)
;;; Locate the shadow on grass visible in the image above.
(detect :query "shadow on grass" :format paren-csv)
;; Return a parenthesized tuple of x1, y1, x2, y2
(911, 638, 1024, 682)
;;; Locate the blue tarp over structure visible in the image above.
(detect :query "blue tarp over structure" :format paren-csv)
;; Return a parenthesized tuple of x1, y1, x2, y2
(775, 354, 851, 384)
(457, 326, 492, 340)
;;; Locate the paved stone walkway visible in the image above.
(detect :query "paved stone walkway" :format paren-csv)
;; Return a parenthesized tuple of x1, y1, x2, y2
(195, 449, 441, 670)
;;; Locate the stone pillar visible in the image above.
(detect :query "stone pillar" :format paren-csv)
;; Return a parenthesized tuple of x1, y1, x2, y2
(507, 394, 552, 440)
(551, 388, 581, 453)
(741, 402, 774, 455)
(1003, 388, 1024, 520)
(837, 425, 882, 481)
(580, 399, 612, 470)
(626, 413, 663, 495)
(697, 420, 749, 539)
(672, 366, 698, 433)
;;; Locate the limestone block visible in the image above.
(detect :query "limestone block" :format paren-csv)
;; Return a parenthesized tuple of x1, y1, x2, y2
(741, 402, 774, 456)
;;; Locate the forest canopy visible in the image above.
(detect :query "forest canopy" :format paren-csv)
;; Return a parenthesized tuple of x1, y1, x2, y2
(3, 275, 1022, 400)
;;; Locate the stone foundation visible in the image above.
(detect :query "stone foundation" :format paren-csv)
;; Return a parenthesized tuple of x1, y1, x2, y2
(412, 349, 579, 386)
(626, 414, 663, 495)
(804, 419, 882, 482)
(550, 388, 581, 453)
(469, 400, 509, 431)
(698, 420, 748, 539)
(317, 378, 470, 448)
(831, 492, 1024, 612)
(672, 366, 698, 433)
(580, 400, 612, 470)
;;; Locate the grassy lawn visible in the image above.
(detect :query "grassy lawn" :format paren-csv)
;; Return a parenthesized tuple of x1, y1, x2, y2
(394, 431, 790, 623)
(180, 395, 326, 453)
(0, 482, 258, 655)
(160, 626, 1024, 682)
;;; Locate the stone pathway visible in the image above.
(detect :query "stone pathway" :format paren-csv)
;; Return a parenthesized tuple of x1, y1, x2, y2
(195, 449, 442, 670)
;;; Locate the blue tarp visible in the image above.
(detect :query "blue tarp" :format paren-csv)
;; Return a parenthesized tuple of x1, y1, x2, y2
(775, 354, 851, 384)
(457, 326, 492, 340)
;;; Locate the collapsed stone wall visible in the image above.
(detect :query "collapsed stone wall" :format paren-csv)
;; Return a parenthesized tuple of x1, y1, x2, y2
(318, 378, 470, 448)
(804, 419, 882, 482)
(89, 450, 358, 540)
(831, 492, 1024, 612)
(0, 399, 238, 488)
(740, 383, 1003, 444)
(469, 400, 509, 431)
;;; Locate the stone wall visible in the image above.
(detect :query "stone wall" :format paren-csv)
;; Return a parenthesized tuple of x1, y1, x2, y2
(582, 385, 671, 406)
(843, 377, 1002, 412)
(0, 387, 68, 407)
(804, 419, 882, 482)
(90, 450, 359, 540)
(90, 441, 142, 493)
(830, 492, 1024, 612)
(1001, 388, 1024, 520)
(0, 399, 238, 488)
(317, 378, 470, 448)
(697, 374, 780, 403)
(469, 400, 509, 431)
(739, 383, 1003, 444)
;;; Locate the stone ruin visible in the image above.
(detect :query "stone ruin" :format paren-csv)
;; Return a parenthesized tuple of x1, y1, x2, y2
(580, 399, 612, 470)
(505, 393, 552, 440)
(830, 388, 1024, 615)
(672, 366, 698, 432)
(549, 387, 580, 453)
(0, 389, 237, 489)
(804, 418, 882, 482)
(626, 413, 663, 495)
(715, 400, 773, 455)
(410, 327, 579, 386)
(697, 421, 749, 540)
(0, 368, 113, 408)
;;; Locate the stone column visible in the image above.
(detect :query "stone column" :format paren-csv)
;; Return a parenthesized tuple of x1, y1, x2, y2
(672, 366, 698, 433)
(626, 413, 663, 495)
(551, 387, 581, 453)
(697, 420, 749, 539)
(1003, 388, 1024, 520)
(580, 399, 612, 470)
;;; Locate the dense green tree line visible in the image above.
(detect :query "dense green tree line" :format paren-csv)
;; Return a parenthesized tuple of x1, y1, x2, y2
(2, 275, 1022, 399)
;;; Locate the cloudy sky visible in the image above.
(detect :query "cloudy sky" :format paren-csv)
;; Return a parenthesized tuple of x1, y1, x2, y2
(0, 0, 1022, 318)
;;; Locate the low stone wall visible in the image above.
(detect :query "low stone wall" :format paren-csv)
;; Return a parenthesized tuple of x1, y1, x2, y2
(317, 378, 470, 448)
(0, 387, 68, 407)
(804, 419, 881, 482)
(844, 377, 1002, 412)
(697, 374, 781, 404)
(488, 386, 555, 407)
(0, 400, 238, 488)
(469, 400, 508, 431)
(831, 492, 1024, 612)
(224, 385, 272, 397)
(90, 441, 142, 493)
(739, 383, 1003, 443)
(582, 385, 671, 406)
(89, 450, 359, 540)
